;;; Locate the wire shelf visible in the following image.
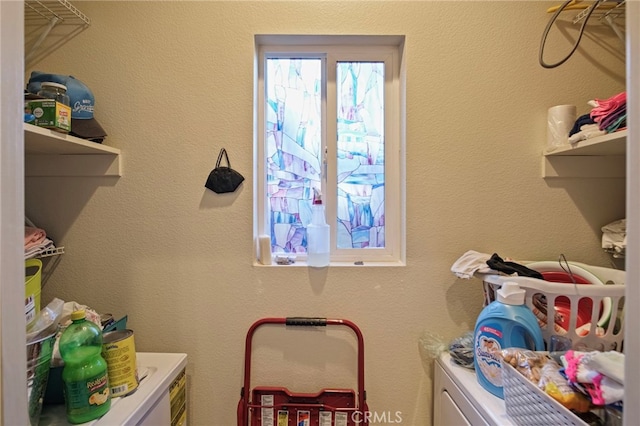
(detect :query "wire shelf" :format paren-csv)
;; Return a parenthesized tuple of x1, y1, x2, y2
(25, 0, 90, 25)
(572, 0, 625, 23)
(36, 246, 65, 258)
(573, 0, 626, 42)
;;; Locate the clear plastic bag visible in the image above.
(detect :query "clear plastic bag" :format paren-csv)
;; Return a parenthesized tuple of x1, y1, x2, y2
(418, 330, 447, 375)
(26, 297, 64, 344)
(418, 330, 476, 373)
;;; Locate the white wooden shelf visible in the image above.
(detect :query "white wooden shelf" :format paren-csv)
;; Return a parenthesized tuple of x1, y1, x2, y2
(542, 130, 626, 178)
(544, 130, 627, 156)
(24, 123, 122, 177)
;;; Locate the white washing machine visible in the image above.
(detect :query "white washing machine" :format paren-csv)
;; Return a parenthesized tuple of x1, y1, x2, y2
(40, 352, 187, 426)
(433, 352, 515, 426)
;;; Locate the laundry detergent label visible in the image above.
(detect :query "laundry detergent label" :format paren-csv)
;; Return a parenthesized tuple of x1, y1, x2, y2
(297, 410, 310, 426)
(261, 395, 274, 426)
(475, 326, 504, 387)
(278, 410, 289, 426)
(319, 411, 332, 426)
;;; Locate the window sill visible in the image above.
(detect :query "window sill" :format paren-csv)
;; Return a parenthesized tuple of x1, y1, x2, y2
(253, 260, 405, 267)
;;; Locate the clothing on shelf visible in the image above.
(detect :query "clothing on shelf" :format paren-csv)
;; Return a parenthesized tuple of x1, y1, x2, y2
(568, 92, 626, 145)
(601, 219, 626, 258)
(590, 92, 627, 133)
(25, 226, 46, 250)
(569, 113, 596, 136)
(25, 238, 55, 259)
(25, 225, 56, 259)
(24, 219, 63, 259)
(568, 123, 605, 144)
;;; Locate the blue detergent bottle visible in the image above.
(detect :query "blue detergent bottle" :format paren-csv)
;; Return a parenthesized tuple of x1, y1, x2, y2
(473, 281, 545, 399)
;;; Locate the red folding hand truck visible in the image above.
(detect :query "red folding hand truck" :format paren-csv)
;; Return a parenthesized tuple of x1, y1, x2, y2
(237, 317, 368, 426)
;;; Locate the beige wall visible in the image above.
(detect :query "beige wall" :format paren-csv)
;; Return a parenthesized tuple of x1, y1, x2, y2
(29, 1, 625, 424)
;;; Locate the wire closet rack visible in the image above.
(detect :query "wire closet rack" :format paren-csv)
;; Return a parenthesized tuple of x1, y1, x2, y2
(540, 0, 626, 69)
(572, 0, 626, 42)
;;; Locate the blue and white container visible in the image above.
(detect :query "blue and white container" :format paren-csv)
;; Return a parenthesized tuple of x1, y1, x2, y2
(473, 281, 545, 398)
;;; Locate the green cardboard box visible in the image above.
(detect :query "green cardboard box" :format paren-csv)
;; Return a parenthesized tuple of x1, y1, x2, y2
(26, 99, 71, 133)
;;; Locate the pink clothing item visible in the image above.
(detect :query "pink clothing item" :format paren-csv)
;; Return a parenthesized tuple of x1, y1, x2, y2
(25, 226, 46, 250)
(564, 351, 600, 383)
(563, 350, 624, 405)
(581, 374, 624, 406)
(589, 375, 606, 405)
(564, 350, 582, 383)
(590, 92, 626, 122)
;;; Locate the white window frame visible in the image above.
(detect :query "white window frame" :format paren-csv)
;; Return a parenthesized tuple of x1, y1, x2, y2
(254, 35, 406, 266)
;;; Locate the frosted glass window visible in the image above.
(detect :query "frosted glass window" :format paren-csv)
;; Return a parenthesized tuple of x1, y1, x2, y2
(336, 61, 385, 249)
(256, 36, 405, 265)
(265, 58, 322, 254)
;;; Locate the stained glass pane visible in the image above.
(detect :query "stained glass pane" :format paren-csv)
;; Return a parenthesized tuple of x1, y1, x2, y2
(265, 58, 322, 254)
(336, 62, 385, 249)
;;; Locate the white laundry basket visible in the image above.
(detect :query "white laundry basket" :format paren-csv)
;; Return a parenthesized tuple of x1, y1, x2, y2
(480, 263, 625, 352)
(478, 263, 625, 425)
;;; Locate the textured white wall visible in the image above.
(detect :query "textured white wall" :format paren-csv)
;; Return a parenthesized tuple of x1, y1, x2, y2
(28, 2, 625, 425)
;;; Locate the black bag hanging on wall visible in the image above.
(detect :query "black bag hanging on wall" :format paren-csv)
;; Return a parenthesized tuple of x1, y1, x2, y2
(205, 148, 245, 194)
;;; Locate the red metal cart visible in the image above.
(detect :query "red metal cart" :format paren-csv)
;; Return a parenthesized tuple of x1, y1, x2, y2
(237, 317, 368, 426)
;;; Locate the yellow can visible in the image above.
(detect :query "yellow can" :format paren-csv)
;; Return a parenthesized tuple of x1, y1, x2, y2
(101, 329, 139, 397)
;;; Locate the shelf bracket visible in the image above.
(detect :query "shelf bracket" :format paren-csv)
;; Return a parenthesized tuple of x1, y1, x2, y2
(25, 15, 59, 63)
(24, 0, 91, 67)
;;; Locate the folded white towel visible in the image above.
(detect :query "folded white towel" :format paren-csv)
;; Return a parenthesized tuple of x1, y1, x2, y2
(602, 219, 626, 253)
(583, 351, 624, 385)
(568, 125, 606, 144)
(602, 219, 626, 235)
(451, 250, 496, 279)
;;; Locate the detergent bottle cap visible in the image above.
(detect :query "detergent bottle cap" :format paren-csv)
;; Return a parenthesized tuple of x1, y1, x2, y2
(497, 282, 525, 305)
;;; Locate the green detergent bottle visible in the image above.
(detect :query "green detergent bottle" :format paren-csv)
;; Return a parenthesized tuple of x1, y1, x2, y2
(59, 310, 111, 423)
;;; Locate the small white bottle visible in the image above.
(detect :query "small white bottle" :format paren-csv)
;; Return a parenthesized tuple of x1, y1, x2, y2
(307, 188, 330, 267)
